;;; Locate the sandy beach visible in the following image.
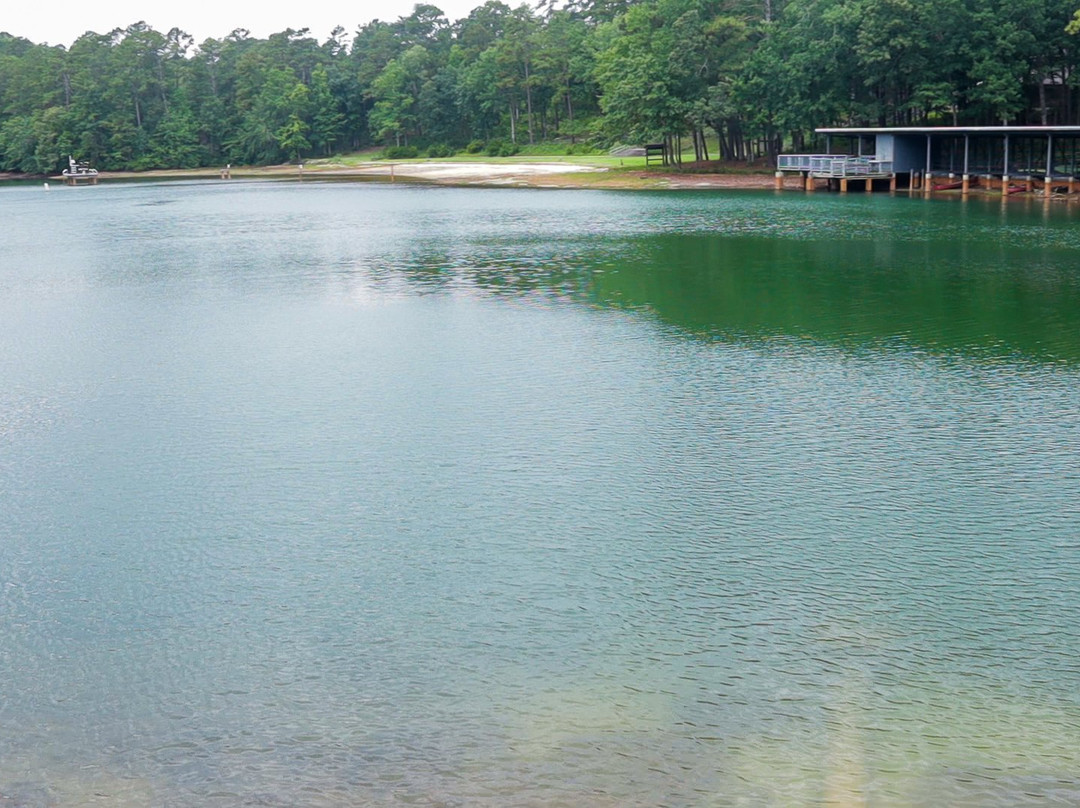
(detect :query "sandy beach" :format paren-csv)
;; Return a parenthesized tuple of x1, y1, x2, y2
(79, 159, 781, 191)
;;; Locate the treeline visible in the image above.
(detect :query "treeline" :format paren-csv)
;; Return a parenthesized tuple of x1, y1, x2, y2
(1, 0, 1079, 173)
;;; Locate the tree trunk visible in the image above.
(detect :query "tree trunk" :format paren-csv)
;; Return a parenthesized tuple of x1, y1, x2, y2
(524, 60, 535, 144)
(1039, 77, 1049, 125)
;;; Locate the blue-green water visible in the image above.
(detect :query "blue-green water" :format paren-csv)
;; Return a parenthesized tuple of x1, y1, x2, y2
(2, 181, 1080, 807)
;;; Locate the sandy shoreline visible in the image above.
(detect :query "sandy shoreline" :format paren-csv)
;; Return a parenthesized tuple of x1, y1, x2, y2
(26, 160, 782, 191)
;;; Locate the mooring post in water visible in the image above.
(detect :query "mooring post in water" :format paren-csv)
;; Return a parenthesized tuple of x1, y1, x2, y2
(775, 171, 784, 190)
(805, 174, 815, 192)
(839, 177, 847, 193)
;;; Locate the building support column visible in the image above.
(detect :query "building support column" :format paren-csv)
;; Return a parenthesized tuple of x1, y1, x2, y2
(1045, 134, 1054, 197)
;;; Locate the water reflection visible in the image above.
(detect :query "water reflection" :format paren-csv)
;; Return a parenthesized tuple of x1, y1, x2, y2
(1, 183, 1079, 807)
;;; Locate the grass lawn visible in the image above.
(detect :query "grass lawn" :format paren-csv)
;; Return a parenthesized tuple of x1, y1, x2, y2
(307, 146, 772, 174)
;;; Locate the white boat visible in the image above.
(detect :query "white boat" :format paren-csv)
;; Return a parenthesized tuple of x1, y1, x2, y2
(62, 155, 99, 184)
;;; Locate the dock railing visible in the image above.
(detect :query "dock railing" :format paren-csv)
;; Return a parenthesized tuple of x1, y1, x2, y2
(778, 154, 894, 177)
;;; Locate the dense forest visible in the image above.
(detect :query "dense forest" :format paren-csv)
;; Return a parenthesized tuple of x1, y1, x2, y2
(2, 0, 1079, 173)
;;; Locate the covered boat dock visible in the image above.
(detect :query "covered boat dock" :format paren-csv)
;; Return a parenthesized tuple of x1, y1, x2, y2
(777, 126, 1080, 195)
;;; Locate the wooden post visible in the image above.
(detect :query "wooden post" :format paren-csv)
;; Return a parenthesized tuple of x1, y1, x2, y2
(806, 175, 815, 192)
(1069, 177, 1077, 195)
(839, 177, 847, 193)
(924, 172, 932, 196)
(775, 171, 784, 190)
(865, 177, 873, 193)
(961, 175, 969, 195)
(889, 174, 897, 192)
(1001, 175, 1009, 196)
(1025, 176, 1034, 194)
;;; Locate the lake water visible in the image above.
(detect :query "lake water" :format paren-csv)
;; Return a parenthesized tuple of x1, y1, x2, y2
(2, 180, 1079, 807)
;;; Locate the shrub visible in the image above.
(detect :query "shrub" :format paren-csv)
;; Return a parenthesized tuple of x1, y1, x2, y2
(381, 145, 419, 159)
(466, 139, 485, 154)
(427, 143, 454, 158)
(485, 140, 519, 157)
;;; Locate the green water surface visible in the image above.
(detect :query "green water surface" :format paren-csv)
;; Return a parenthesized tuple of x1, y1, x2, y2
(1, 182, 1078, 807)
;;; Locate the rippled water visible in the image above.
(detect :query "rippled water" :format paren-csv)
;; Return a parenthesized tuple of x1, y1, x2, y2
(2, 181, 1080, 807)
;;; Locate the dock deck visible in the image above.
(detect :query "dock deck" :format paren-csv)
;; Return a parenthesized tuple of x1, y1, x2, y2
(777, 154, 894, 178)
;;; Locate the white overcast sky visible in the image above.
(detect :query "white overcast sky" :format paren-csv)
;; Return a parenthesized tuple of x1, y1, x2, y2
(5, 0, 489, 48)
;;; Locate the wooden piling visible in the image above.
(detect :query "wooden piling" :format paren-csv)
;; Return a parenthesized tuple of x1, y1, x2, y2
(865, 177, 873, 193)
(775, 171, 784, 190)
(961, 175, 969, 195)
(806, 175, 815, 192)
(839, 178, 847, 193)
(889, 174, 897, 192)
(1001, 175, 1009, 196)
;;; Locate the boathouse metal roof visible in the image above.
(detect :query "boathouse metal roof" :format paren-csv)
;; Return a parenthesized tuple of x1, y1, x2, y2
(816, 126, 1080, 135)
